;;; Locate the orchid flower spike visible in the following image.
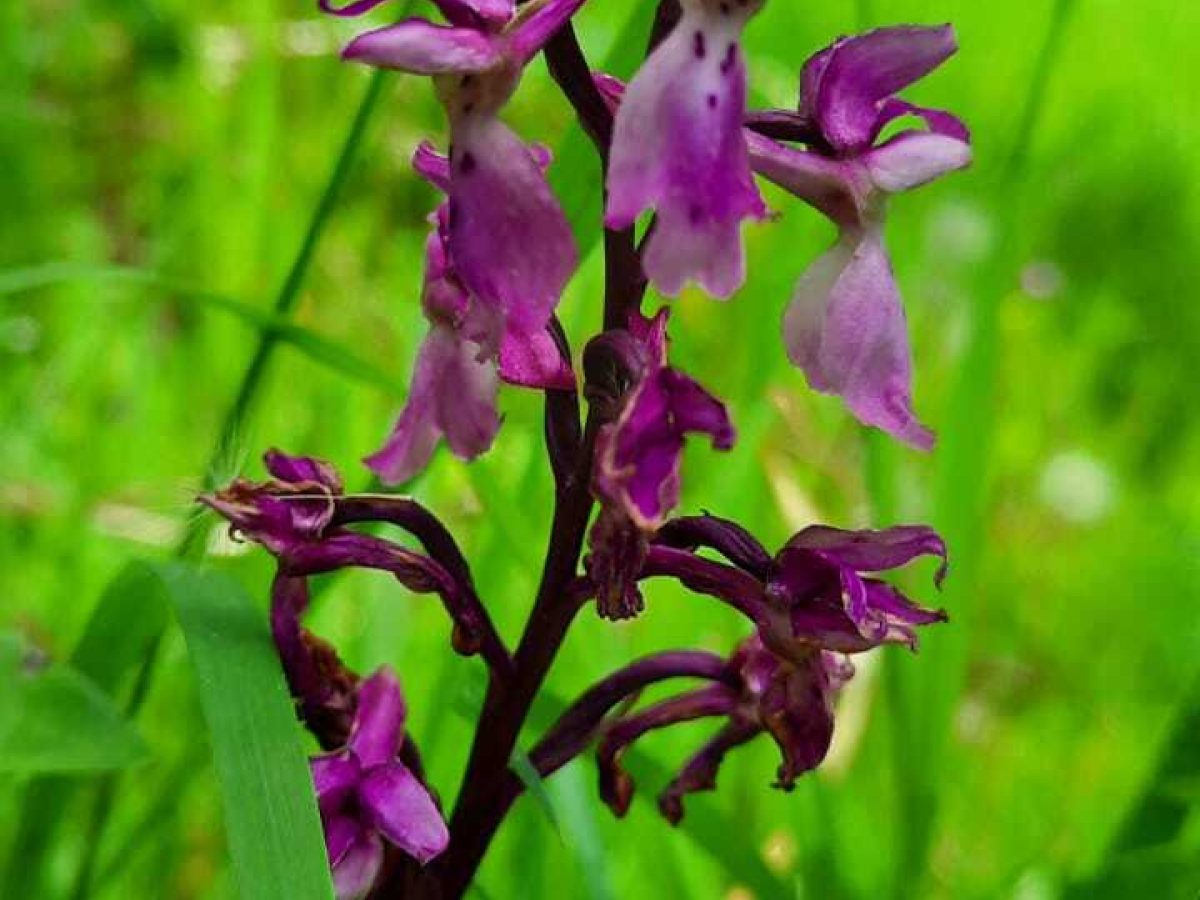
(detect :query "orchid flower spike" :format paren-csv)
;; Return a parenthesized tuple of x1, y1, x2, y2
(336, 0, 581, 338)
(604, 0, 768, 298)
(747, 25, 972, 449)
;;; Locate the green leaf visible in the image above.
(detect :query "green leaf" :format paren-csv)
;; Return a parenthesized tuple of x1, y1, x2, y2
(0, 633, 148, 774)
(0, 262, 401, 396)
(154, 561, 334, 900)
(510, 748, 564, 839)
(2, 560, 173, 898)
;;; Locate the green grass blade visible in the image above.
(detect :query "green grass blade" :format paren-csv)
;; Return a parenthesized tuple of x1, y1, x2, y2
(0, 632, 148, 774)
(155, 561, 333, 900)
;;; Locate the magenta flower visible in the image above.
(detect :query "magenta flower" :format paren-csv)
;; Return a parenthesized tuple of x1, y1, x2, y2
(311, 668, 448, 899)
(747, 25, 971, 448)
(595, 517, 946, 819)
(365, 144, 574, 483)
(335, 0, 581, 338)
(604, 0, 767, 298)
(650, 516, 948, 659)
(586, 310, 734, 618)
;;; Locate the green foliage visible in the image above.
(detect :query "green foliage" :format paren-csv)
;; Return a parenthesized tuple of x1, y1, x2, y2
(0, 632, 147, 774)
(157, 561, 333, 900)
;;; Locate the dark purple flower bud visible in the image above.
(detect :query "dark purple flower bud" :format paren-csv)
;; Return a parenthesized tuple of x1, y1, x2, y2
(585, 309, 734, 618)
(311, 669, 448, 898)
(745, 25, 971, 449)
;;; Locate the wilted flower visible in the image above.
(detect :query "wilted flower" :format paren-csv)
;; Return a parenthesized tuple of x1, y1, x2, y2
(311, 668, 448, 898)
(596, 518, 946, 820)
(335, 0, 581, 338)
(604, 0, 767, 297)
(365, 144, 574, 484)
(747, 25, 971, 448)
(651, 516, 948, 659)
(585, 310, 734, 618)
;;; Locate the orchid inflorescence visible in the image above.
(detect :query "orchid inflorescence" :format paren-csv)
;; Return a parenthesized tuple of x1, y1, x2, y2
(203, 1, 968, 896)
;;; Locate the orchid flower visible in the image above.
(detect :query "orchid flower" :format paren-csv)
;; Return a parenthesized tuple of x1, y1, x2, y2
(333, 0, 581, 339)
(585, 309, 735, 618)
(604, 0, 768, 298)
(747, 25, 972, 448)
(365, 144, 574, 484)
(311, 669, 448, 898)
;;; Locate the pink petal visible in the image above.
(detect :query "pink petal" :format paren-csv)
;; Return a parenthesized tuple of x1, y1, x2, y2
(311, 755, 361, 815)
(361, 762, 450, 864)
(808, 25, 958, 151)
(364, 325, 498, 485)
(412, 141, 451, 193)
(498, 326, 575, 390)
(347, 668, 407, 768)
(783, 230, 933, 449)
(342, 19, 502, 74)
(507, 0, 588, 64)
(864, 131, 971, 193)
(330, 831, 384, 900)
(447, 116, 577, 333)
(605, 8, 765, 297)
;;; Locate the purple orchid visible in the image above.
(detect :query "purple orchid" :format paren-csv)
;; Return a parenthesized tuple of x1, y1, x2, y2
(593, 518, 945, 820)
(311, 668, 448, 898)
(604, 0, 767, 298)
(585, 309, 735, 618)
(365, 143, 574, 484)
(332, 0, 581, 340)
(649, 516, 948, 661)
(746, 25, 971, 449)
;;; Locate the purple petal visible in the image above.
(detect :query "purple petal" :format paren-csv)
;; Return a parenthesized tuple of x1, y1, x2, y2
(364, 326, 499, 484)
(447, 117, 577, 334)
(331, 831, 384, 900)
(322, 814, 363, 868)
(263, 450, 343, 492)
(360, 762, 450, 864)
(342, 19, 503, 74)
(785, 523, 948, 582)
(745, 130, 861, 227)
(430, 0, 514, 28)
(783, 228, 933, 450)
(348, 668, 407, 768)
(498, 325, 576, 390)
(661, 369, 736, 450)
(413, 141, 452, 193)
(311, 754, 362, 816)
(873, 97, 970, 144)
(507, 0, 588, 64)
(605, 9, 765, 297)
(807, 25, 958, 151)
(864, 131, 971, 193)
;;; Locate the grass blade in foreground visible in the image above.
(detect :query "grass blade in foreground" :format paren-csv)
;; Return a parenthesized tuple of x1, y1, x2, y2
(156, 562, 333, 900)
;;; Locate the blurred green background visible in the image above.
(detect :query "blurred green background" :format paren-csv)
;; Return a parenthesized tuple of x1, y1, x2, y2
(3, 0, 1199, 897)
